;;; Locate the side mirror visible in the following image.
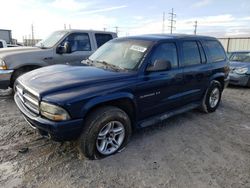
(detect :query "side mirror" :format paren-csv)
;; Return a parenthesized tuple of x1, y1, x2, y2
(146, 59, 172, 72)
(56, 41, 72, 54)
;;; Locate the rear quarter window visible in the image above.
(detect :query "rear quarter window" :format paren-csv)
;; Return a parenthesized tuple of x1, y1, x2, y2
(0, 42, 3, 48)
(203, 40, 226, 62)
(95, 34, 113, 48)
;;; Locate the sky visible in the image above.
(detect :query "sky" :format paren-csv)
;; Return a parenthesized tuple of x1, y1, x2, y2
(0, 0, 250, 42)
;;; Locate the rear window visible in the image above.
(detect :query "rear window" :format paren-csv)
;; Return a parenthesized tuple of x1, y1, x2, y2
(95, 34, 113, 48)
(203, 40, 226, 62)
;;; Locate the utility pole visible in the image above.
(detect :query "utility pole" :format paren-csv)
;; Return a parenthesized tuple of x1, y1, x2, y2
(64, 24, 66, 30)
(114, 26, 119, 35)
(168, 8, 176, 34)
(24, 35, 27, 46)
(194, 20, 198, 35)
(162, 12, 165, 33)
(31, 24, 34, 46)
(103, 27, 107, 31)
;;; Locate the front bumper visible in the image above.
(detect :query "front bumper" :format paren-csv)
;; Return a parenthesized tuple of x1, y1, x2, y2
(0, 69, 13, 89)
(229, 73, 250, 87)
(14, 93, 83, 141)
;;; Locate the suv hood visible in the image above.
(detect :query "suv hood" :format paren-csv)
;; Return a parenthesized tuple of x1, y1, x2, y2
(229, 61, 250, 68)
(18, 65, 135, 97)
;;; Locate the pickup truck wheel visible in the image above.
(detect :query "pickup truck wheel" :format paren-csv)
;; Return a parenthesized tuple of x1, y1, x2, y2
(10, 67, 38, 88)
(78, 106, 132, 160)
(201, 81, 222, 113)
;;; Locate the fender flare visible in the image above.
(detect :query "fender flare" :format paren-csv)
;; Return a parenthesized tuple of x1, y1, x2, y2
(81, 92, 137, 118)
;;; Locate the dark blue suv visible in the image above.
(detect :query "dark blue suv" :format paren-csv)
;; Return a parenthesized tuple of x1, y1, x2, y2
(14, 34, 229, 159)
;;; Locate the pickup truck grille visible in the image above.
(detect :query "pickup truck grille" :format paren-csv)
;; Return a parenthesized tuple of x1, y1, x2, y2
(16, 84, 39, 115)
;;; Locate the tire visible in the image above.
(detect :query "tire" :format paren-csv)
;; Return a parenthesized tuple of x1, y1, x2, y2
(10, 67, 38, 88)
(78, 106, 132, 160)
(201, 80, 222, 113)
(246, 77, 250, 87)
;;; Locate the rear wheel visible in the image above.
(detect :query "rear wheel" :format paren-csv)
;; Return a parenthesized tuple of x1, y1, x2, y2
(78, 106, 132, 160)
(201, 81, 222, 113)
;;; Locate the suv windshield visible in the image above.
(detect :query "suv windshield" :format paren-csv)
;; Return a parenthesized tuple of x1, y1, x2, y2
(36, 31, 68, 49)
(88, 39, 153, 70)
(229, 52, 250, 63)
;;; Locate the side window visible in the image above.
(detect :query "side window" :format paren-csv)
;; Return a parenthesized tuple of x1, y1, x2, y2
(62, 33, 91, 52)
(95, 34, 113, 48)
(150, 43, 178, 68)
(0, 42, 3, 48)
(182, 41, 201, 66)
(203, 40, 226, 62)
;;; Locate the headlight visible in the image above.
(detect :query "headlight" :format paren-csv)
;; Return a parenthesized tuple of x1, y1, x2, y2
(0, 59, 7, 70)
(40, 101, 71, 121)
(234, 67, 248, 74)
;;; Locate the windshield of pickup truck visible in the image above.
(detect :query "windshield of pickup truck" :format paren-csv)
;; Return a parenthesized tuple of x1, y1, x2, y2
(36, 31, 68, 48)
(88, 39, 152, 70)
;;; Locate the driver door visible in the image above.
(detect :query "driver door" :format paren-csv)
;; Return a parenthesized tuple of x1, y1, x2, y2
(136, 42, 184, 120)
(54, 32, 94, 66)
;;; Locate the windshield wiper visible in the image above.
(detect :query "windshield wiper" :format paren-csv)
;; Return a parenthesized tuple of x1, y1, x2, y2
(82, 58, 95, 66)
(95, 60, 126, 71)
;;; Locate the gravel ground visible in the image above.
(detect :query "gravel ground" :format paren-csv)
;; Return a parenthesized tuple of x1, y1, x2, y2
(0, 87, 250, 188)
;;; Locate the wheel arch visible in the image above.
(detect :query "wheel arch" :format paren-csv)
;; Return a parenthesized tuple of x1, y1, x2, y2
(82, 93, 137, 128)
(209, 73, 226, 89)
(10, 64, 42, 87)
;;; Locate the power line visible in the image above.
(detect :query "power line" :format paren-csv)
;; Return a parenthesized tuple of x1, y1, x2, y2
(168, 8, 176, 34)
(194, 20, 198, 35)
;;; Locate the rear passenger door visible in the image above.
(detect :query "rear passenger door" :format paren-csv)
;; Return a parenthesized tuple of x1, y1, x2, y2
(180, 40, 211, 104)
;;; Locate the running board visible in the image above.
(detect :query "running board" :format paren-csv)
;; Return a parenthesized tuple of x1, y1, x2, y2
(138, 103, 200, 128)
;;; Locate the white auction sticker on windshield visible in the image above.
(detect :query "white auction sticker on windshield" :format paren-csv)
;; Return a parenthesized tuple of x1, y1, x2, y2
(130, 45, 147, 53)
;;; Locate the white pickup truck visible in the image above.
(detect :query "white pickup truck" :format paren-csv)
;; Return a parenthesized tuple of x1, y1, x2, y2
(0, 39, 7, 48)
(0, 29, 117, 89)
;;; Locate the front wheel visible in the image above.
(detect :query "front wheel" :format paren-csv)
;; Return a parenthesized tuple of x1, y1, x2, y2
(78, 106, 132, 160)
(201, 81, 222, 113)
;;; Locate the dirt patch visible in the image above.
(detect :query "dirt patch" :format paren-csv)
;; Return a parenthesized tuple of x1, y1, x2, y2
(0, 87, 250, 188)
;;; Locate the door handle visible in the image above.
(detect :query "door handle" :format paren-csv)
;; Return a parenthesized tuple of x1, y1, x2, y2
(44, 57, 53, 60)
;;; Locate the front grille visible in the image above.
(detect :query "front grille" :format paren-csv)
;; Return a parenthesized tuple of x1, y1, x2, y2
(16, 84, 39, 115)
